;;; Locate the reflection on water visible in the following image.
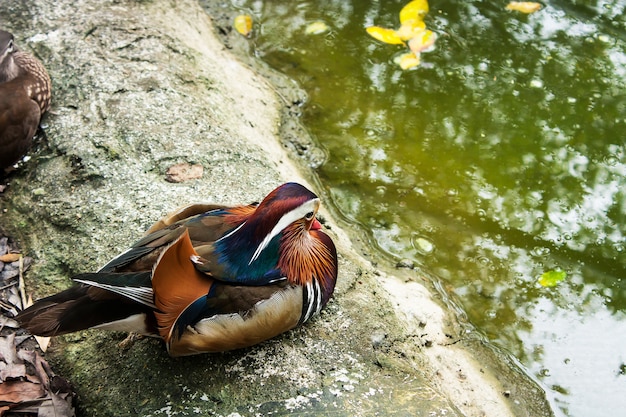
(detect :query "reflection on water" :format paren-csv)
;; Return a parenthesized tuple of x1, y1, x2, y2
(226, 1, 626, 416)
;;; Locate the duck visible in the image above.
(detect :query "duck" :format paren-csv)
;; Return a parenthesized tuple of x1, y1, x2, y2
(0, 29, 51, 172)
(16, 182, 338, 357)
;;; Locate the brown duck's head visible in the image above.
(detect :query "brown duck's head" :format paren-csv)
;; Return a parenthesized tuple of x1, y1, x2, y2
(0, 29, 52, 115)
(0, 29, 52, 171)
(0, 29, 19, 83)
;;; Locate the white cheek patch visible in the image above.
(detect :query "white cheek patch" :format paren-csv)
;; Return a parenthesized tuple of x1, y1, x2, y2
(248, 198, 320, 265)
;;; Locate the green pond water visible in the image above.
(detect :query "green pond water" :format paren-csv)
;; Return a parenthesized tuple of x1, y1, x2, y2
(227, 1, 626, 416)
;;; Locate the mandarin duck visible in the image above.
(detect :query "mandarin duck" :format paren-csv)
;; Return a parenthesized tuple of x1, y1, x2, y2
(17, 183, 338, 356)
(0, 29, 51, 172)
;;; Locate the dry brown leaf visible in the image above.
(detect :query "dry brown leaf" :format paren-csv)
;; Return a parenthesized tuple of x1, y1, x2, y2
(0, 233, 76, 416)
(0, 363, 27, 382)
(165, 163, 204, 183)
(0, 316, 20, 330)
(0, 335, 19, 364)
(0, 380, 45, 403)
(18, 350, 49, 387)
(0, 253, 20, 263)
(44, 391, 76, 417)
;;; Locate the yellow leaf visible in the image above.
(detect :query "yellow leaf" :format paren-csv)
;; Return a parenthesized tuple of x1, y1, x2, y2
(394, 52, 421, 70)
(408, 30, 436, 54)
(306, 21, 329, 35)
(234, 14, 253, 37)
(396, 19, 426, 41)
(366, 26, 405, 45)
(506, 2, 542, 13)
(400, 0, 430, 24)
(538, 269, 566, 287)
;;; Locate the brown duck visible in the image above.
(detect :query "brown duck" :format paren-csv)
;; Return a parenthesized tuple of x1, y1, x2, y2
(0, 29, 51, 172)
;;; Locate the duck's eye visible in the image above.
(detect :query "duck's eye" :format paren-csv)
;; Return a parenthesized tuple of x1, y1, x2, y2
(7, 39, 13, 53)
(305, 211, 315, 220)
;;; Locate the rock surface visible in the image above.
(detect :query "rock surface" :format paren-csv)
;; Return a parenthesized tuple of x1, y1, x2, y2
(0, 0, 552, 416)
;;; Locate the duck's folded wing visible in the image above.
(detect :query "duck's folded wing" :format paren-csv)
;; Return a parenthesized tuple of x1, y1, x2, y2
(99, 204, 252, 273)
(144, 203, 227, 235)
(167, 280, 302, 357)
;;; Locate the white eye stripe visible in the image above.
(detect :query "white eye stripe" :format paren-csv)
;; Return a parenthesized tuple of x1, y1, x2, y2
(248, 198, 320, 265)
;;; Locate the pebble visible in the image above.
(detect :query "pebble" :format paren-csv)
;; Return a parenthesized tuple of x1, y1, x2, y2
(395, 259, 415, 269)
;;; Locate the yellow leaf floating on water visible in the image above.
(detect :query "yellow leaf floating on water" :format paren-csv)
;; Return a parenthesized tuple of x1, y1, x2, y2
(366, 26, 405, 45)
(394, 52, 421, 70)
(396, 19, 426, 41)
(538, 269, 566, 287)
(234, 14, 253, 37)
(399, 0, 429, 23)
(305, 21, 330, 35)
(506, 1, 542, 13)
(408, 29, 436, 54)
(367, 0, 435, 70)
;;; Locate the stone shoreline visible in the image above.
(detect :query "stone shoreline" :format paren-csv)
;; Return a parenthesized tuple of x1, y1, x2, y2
(0, 0, 552, 416)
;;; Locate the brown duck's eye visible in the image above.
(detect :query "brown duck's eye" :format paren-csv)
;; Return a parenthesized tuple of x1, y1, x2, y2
(305, 211, 315, 220)
(7, 40, 13, 52)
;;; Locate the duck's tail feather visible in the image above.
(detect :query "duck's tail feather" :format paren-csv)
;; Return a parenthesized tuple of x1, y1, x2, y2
(16, 277, 157, 337)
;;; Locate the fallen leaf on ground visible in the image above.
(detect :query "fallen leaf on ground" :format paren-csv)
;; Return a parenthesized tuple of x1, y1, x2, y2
(0, 363, 27, 382)
(0, 316, 20, 329)
(0, 334, 19, 364)
(42, 391, 76, 416)
(0, 253, 21, 263)
(165, 163, 204, 183)
(0, 232, 76, 415)
(19, 349, 50, 387)
(34, 336, 51, 353)
(0, 380, 45, 403)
